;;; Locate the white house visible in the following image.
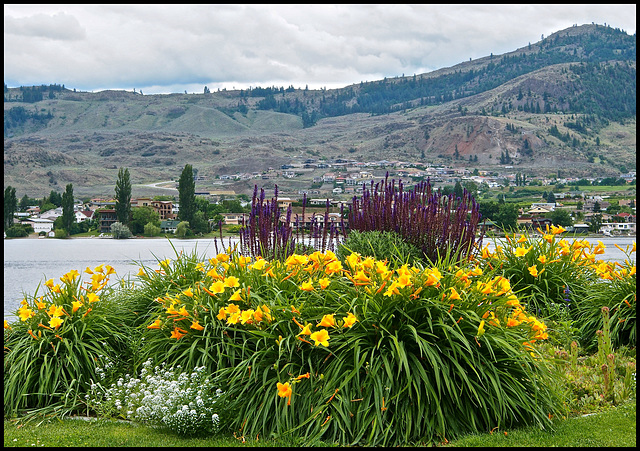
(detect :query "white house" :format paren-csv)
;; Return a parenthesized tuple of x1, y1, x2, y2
(39, 208, 62, 221)
(22, 218, 55, 234)
(75, 210, 94, 223)
(600, 222, 636, 235)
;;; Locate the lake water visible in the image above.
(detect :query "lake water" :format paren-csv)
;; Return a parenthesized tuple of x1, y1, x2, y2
(4, 237, 238, 322)
(4, 235, 635, 322)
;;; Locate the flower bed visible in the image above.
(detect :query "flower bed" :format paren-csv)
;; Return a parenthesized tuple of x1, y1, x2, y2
(4, 221, 635, 445)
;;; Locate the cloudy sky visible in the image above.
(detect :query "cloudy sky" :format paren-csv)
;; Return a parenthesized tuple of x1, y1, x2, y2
(4, 4, 636, 95)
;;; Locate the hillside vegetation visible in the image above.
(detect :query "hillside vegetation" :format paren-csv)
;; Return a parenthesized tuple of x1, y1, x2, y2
(3, 23, 636, 197)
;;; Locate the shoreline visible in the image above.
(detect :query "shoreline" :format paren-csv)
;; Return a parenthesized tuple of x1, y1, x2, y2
(9, 232, 636, 241)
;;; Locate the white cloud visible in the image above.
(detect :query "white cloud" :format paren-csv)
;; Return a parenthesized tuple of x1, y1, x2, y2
(3, 4, 636, 94)
(4, 11, 86, 40)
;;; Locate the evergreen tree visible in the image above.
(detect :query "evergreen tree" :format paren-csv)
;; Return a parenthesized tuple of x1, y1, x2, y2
(547, 192, 556, 205)
(61, 183, 75, 234)
(453, 181, 463, 199)
(48, 190, 62, 207)
(4, 185, 17, 231)
(178, 164, 196, 226)
(114, 167, 132, 225)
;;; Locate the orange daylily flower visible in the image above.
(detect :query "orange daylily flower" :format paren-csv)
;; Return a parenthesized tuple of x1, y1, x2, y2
(277, 382, 292, 405)
(318, 314, 335, 328)
(190, 320, 205, 331)
(170, 327, 188, 340)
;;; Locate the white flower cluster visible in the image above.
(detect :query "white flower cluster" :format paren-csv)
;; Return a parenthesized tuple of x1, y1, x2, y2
(87, 359, 223, 436)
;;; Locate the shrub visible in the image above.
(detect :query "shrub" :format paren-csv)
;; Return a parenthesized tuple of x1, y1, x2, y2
(176, 221, 190, 238)
(143, 222, 161, 237)
(135, 248, 562, 445)
(5, 225, 29, 237)
(478, 227, 599, 320)
(111, 222, 132, 239)
(337, 229, 423, 268)
(574, 244, 636, 351)
(347, 175, 482, 264)
(4, 265, 134, 417)
(86, 359, 226, 436)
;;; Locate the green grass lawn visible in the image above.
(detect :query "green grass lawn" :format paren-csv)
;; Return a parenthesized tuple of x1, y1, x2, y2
(4, 401, 635, 447)
(446, 401, 636, 447)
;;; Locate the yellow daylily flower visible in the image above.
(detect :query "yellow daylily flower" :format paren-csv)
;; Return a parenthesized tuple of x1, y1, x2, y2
(514, 246, 533, 257)
(182, 287, 194, 297)
(477, 320, 485, 337)
(240, 309, 255, 325)
(18, 306, 35, 322)
(300, 280, 314, 291)
(229, 289, 243, 301)
(325, 260, 343, 275)
(449, 287, 462, 301)
(47, 304, 65, 317)
(216, 307, 227, 320)
(147, 319, 162, 329)
(345, 253, 361, 269)
(209, 280, 226, 294)
(253, 306, 264, 322)
(342, 312, 358, 328)
(49, 316, 64, 329)
(528, 265, 540, 277)
(72, 301, 83, 313)
(310, 329, 330, 347)
(318, 278, 331, 289)
(353, 270, 371, 284)
(60, 269, 80, 284)
(224, 276, 240, 288)
(252, 258, 268, 271)
(226, 312, 241, 325)
(298, 323, 313, 335)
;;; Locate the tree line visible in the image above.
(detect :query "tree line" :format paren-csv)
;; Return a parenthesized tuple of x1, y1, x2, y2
(3, 164, 251, 239)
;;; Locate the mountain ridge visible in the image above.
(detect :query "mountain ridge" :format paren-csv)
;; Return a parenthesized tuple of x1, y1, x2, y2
(3, 23, 636, 198)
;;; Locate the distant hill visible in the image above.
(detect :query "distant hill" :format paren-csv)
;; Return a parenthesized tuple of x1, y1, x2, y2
(3, 23, 636, 198)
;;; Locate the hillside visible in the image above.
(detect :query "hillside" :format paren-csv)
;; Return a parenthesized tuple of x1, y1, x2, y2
(3, 23, 636, 198)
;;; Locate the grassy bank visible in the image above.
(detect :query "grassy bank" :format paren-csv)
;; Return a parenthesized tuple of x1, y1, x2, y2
(4, 401, 635, 447)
